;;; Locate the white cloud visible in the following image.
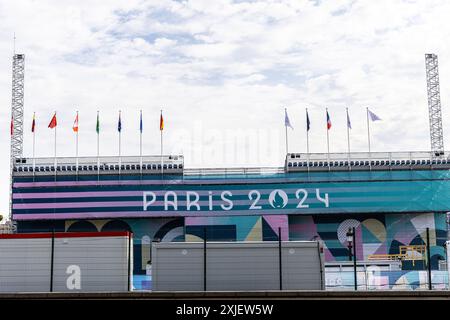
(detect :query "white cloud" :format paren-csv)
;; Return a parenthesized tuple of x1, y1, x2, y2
(0, 0, 450, 217)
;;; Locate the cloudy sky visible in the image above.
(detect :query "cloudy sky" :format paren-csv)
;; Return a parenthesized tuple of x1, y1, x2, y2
(1, 0, 450, 218)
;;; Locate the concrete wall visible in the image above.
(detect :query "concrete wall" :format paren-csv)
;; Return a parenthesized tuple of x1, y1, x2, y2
(0, 233, 132, 292)
(152, 241, 324, 291)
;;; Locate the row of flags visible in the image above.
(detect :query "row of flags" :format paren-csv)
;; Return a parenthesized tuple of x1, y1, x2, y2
(284, 108, 381, 131)
(19, 111, 165, 135)
(20, 110, 168, 162)
(283, 107, 382, 154)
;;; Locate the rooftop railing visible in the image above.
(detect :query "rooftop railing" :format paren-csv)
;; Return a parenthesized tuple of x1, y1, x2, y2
(286, 151, 450, 172)
(12, 151, 450, 177)
(12, 155, 184, 175)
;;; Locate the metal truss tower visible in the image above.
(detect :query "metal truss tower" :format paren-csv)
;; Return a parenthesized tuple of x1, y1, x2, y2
(10, 53, 25, 159)
(425, 53, 444, 155)
(9, 53, 25, 224)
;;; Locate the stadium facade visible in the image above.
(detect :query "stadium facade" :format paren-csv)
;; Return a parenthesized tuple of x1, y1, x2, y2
(11, 151, 450, 289)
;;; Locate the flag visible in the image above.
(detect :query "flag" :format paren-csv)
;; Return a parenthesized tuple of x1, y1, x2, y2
(31, 113, 36, 133)
(96, 112, 100, 134)
(10, 115, 13, 136)
(284, 109, 293, 129)
(326, 111, 332, 130)
(306, 110, 311, 131)
(72, 113, 78, 132)
(140, 111, 143, 133)
(48, 113, 57, 129)
(368, 109, 381, 121)
(118, 112, 122, 132)
(347, 109, 352, 129)
(160, 112, 164, 131)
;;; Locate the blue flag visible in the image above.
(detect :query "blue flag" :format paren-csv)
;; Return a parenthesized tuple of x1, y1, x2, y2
(306, 110, 311, 131)
(140, 111, 143, 133)
(118, 112, 122, 132)
(347, 109, 352, 129)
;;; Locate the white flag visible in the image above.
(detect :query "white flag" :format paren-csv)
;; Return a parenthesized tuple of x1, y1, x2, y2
(285, 109, 293, 129)
(368, 109, 381, 121)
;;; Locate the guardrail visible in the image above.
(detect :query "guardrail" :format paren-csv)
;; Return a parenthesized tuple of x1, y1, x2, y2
(286, 151, 450, 172)
(12, 155, 184, 175)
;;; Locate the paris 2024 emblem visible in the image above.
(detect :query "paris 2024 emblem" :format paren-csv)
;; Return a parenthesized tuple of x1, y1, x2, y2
(268, 189, 288, 209)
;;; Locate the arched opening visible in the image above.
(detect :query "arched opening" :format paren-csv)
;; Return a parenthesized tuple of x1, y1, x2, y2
(101, 220, 132, 233)
(67, 220, 98, 232)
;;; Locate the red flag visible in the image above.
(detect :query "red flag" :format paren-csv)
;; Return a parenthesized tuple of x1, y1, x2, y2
(31, 113, 36, 133)
(326, 111, 332, 130)
(10, 116, 13, 136)
(160, 113, 164, 131)
(48, 113, 57, 129)
(72, 113, 78, 132)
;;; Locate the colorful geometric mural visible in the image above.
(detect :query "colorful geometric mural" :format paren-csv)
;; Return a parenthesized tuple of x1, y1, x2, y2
(185, 215, 289, 241)
(289, 213, 447, 269)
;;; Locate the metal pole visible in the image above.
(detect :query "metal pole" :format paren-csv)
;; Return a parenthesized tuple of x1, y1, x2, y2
(279, 227, 283, 290)
(426, 227, 432, 290)
(326, 108, 330, 163)
(346, 107, 351, 159)
(96, 111, 99, 174)
(128, 231, 132, 291)
(366, 107, 371, 153)
(160, 109, 164, 178)
(140, 110, 143, 176)
(306, 108, 310, 172)
(285, 124, 288, 155)
(50, 228, 55, 292)
(54, 112, 57, 170)
(353, 227, 357, 291)
(203, 227, 207, 292)
(32, 113, 35, 178)
(54, 114, 57, 181)
(75, 111, 78, 170)
(118, 110, 121, 177)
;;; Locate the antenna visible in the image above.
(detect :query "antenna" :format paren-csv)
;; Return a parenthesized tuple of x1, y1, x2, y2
(425, 53, 444, 156)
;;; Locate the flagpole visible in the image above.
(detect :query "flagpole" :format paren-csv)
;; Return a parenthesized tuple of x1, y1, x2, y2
(32, 112, 36, 172)
(119, 110, 121, 160)
(305, 108, 310, 172)
(75, 111, 79, 171)
(160, 109, 163, 178)
(346, 107, 351, 158)
(285, 108, 288, 154)
(326, 108, 330, 163)
(306, 108, 310, 155)
(97, 111, 99, 170)
(140, 110, 143, 174)
(366, 107, 371, 154)
(54, 112, 57, 175)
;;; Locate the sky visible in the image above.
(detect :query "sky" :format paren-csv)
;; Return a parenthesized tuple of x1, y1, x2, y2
(1, 0, 450, 218)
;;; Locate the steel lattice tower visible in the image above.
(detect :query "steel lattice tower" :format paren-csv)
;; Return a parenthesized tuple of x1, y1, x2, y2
(425, 53, 444, 155)
(10, 54, 25, 159)
(9, 53, 24, 224)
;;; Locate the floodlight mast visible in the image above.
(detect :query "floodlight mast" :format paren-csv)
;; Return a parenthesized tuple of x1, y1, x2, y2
(425, 53, 444, 156)
(9, 53, 25, 223)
